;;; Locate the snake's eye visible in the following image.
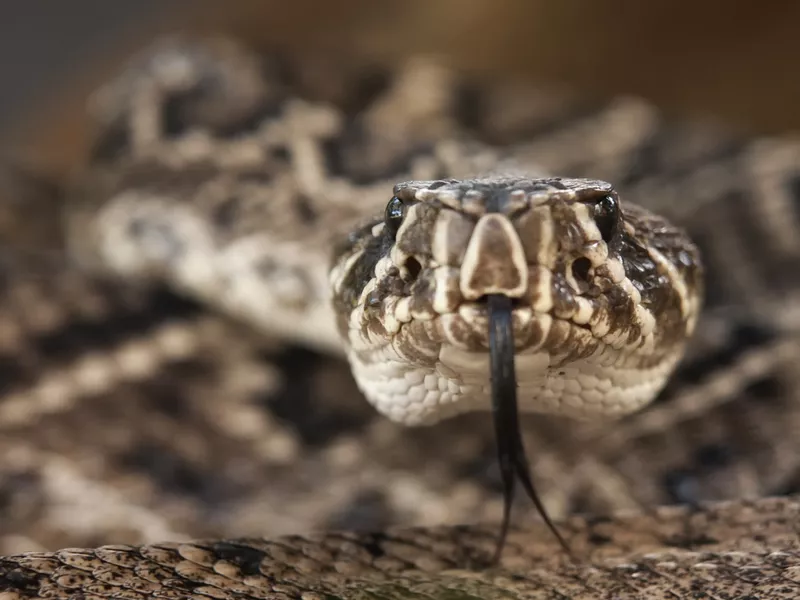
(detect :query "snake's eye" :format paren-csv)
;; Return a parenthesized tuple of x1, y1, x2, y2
(384, 196, 405, 237)
(593, 195, 620, 244)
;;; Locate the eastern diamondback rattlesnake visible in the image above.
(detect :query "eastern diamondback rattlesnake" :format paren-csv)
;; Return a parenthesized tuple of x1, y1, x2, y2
(1, 36, 799, 599)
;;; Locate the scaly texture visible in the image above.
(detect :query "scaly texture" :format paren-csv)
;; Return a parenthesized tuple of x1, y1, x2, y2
(1, 35, 800, 598)
(332, 177, 701, 425)
(2, 496, 800, 599)
(62, 39, 705, 428)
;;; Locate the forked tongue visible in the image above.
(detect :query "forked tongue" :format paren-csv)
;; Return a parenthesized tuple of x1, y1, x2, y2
(487, 293, 572, 563)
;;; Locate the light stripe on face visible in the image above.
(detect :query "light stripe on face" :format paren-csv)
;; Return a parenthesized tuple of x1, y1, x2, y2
(459, 214, 529, 300)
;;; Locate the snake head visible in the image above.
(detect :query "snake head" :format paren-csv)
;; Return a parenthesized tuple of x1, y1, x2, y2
(331, 176, 703, 426)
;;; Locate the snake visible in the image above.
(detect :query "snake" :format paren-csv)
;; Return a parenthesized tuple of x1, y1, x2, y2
(1, 35, 799, 598)
(58, 36, 703, 556)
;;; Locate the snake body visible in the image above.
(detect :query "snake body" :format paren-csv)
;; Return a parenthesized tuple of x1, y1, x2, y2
(4, 496, 800, 599)
(1, 35, 799, 598)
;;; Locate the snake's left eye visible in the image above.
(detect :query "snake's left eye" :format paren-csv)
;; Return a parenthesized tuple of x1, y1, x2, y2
(593, 195, 620, 244)
(384, 196, 405, 237)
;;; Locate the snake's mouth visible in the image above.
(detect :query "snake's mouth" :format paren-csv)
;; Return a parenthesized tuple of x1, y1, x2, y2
(486, 293, 571, 562)
(402, 294, 604, 359)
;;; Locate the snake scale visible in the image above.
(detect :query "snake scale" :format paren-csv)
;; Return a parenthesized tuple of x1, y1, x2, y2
(1, 36, 800, 598)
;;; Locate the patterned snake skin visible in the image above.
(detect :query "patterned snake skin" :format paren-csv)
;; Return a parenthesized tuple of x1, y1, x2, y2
(1, 36, 800, 598)
(331, 177, 701, 427)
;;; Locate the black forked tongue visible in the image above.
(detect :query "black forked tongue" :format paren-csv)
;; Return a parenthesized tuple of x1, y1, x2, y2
(487, 294, 572, 564)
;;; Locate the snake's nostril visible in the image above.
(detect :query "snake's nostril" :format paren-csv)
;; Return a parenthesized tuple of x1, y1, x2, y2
(572, 257, 591, 280)
(569, 257, 592, 293)
(404, 257, 422, 282)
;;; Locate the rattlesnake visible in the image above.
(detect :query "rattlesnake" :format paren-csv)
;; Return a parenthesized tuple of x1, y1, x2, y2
(1, 36, 800, 598)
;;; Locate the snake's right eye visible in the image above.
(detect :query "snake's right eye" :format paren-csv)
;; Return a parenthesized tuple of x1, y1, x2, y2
(384, 196, 405, 237)
(593, 194, 620, 244)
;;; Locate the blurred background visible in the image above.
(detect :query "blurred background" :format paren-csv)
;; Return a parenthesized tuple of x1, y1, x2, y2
(2, 0, 799, 175)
